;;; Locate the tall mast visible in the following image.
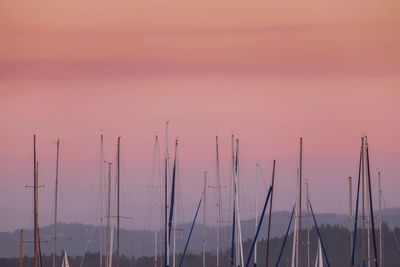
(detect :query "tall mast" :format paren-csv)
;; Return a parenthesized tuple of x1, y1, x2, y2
(100, 135, 104, 267)
(215, 135, 223, 267)
(361, 137, 366, 266)
(33, 134, 39, 267)
(378, 170, 383, 267)
(234, 138, 244, 267)
(203, 171, 207, 267)
(365, 137, 379, 267)
(164, 121, 170, 267)
(116, 137, 121, 267)
(349, 176, 353, 258)
(230, 134, 236, 267)
(295, 137, 303, 267)
(19, 229, 23, 267)
(106, 162, 112, 267)
(53, 139, 60, 267)
(265, 160, 276, 267)
(306, 182, 310, 267)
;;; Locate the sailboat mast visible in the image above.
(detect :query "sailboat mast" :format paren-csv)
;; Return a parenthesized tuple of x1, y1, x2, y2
(100, 135, 104, 267)
(215, 136, 222, 267)
(230, 134, 236, 267)
(203, 171, 207, 267)
(378, 170, 383, 267)
(306, 182, 310, 267)
(215, 135, 222, 267)
(19, 229, 23, 267)
(298, 137, 303, 267)
(33, 134, 39, 267)
(349, 176, 353, 258)
(235, 138, 244, 267)
(361, 137, 366, 266)
(106, 162, 112, 267)
(164, 121, 170, 267)
(116, 137, 121, 267)
(53, 139, 60, 267)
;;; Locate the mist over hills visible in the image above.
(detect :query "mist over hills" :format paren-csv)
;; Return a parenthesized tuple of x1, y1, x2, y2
(1, 208, 399, 258)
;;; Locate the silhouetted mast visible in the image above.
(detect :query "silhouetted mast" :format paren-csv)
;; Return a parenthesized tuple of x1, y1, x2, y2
(349, 176, 353, 258)
(164, 121, 170, 267)
(53, 139, 60, 267)
(116, 137, 121, 267)
(19, 229, 23, 267)
(203, 171, 207, 267)
(33, 134, 39, 267)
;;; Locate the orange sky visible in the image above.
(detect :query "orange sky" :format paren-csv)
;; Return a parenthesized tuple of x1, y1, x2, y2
(0, 0, 399, 231)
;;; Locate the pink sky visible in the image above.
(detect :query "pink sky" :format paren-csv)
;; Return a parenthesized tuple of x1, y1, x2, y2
(0, 0, 400, 231)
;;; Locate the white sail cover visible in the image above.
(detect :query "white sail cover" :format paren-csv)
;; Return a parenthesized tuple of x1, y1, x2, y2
(314, 239, 324, 267)
(61, 250, 70, 267)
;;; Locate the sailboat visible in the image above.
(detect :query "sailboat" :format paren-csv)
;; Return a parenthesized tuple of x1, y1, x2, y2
(314, 239, 324, 267)
(61, 250, 70, 267)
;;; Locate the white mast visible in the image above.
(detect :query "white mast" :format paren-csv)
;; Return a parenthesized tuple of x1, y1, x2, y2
(234, 138, 244, 267)
(203, 171, 207, 267)
(53, 139, 60, 267)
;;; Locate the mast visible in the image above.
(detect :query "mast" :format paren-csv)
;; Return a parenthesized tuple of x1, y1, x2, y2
(215, 136, 223, 267)
(365, 137, 379, 267)
(361, 137, 366, 267)
(306, 182, 310, 267)
(203, 171, 207, 267)
(234, 138, 244, 267)
(106, 162, 112, 267)
(298, 138, 303, 267)
(33, 134, 39, 267)
(19, 230, 23, 267)
(230, 134, 236, 267)
(265, 160, 276, 267)
(349, 177, 353, 258)
(378, 170, 383, 267)
(164, 121, 170, 267)
(99, 134, 104, 267)
(116, 137, 121, 267)
(100, 135, 104, 267)
(53, 139, 60, 267)
(170, 139, 178, 267)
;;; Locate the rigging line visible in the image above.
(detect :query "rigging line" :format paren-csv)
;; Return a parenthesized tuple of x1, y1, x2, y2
(275, 205, 296, 267)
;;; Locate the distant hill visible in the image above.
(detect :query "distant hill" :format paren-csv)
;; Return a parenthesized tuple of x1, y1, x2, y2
(1, 208, 400, 258)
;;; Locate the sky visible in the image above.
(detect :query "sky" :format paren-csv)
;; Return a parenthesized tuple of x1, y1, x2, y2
(0, 0, 399, 232)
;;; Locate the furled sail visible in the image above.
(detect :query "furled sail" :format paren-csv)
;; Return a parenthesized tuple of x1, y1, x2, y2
(314, 239, 324, 267)
(61, 250, 70, 267)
